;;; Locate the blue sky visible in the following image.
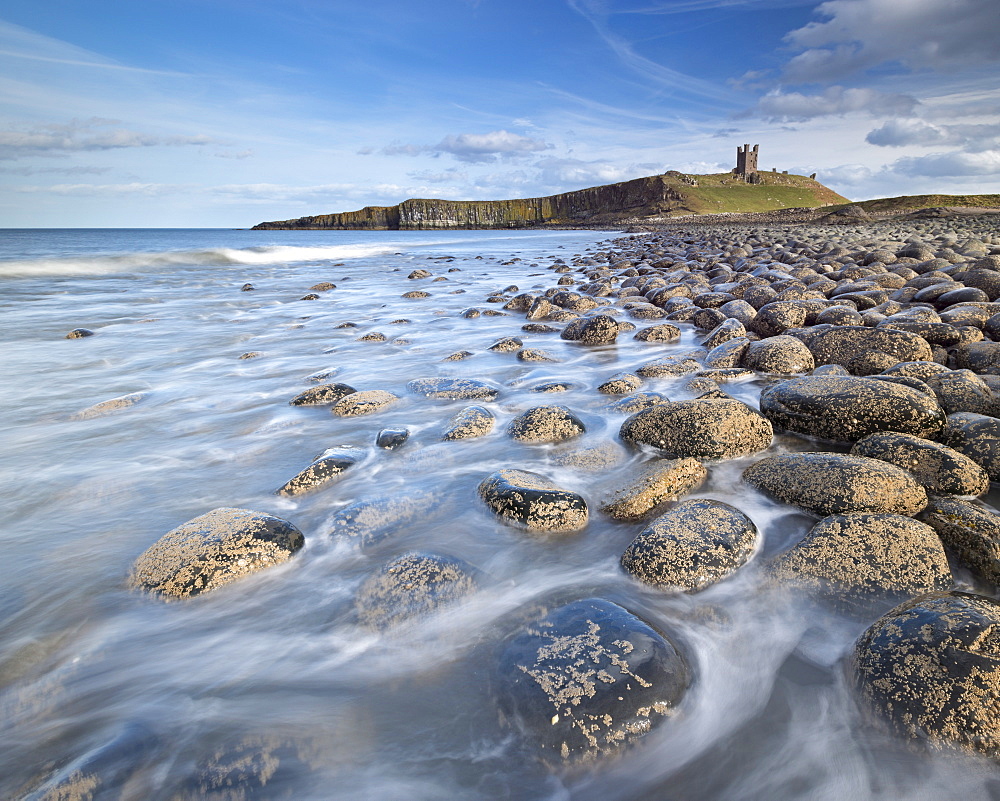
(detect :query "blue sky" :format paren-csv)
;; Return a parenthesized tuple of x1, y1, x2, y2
(0, 0, 997, 227)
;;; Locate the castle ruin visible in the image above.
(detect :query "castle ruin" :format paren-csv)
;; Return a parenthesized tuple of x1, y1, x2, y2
(734, 144, 761, 184)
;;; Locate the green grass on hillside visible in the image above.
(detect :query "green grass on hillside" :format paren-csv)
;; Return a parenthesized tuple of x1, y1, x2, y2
(852, 194, 1000, 214)
(660, 172, 849, 216)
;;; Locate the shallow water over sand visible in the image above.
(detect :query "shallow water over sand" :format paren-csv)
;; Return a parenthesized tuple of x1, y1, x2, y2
(3, 227, 1000, 800)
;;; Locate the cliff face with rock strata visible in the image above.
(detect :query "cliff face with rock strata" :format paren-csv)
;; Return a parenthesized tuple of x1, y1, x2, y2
(251, 172, 845, 230)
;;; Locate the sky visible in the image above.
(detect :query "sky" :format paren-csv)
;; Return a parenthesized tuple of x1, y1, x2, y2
(0, 0, 998, 227)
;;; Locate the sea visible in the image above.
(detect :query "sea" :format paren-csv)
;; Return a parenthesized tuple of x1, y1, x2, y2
(2, 227, 999, 800)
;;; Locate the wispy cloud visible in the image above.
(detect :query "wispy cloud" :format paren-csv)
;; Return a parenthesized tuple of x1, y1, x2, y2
(377, 130, 551, 164)
(752, 86, 919, 121)
(0, 118, 214, 159)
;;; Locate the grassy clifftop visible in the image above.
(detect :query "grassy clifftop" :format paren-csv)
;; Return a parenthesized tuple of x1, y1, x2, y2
(251, 171, 849, 230)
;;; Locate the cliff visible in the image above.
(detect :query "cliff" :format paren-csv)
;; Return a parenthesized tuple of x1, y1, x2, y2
(251, 171, 848, 230)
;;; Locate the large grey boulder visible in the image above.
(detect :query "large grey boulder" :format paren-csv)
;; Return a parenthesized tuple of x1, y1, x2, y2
(130, 508, 304, 599)
(495, 598, 690, 764)
(559, 314, 619, 345)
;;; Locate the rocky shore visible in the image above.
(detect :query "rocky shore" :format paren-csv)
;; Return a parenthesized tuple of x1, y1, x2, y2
(40, 213, 1000, 796)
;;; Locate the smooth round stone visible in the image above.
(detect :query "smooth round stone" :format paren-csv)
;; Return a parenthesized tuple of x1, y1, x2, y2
(443, 405, 495, 440)
(759, 376, 945, 443)
(376, 428, 409, 449)
(925, 370, 1000, 416)
(702, 318, 747, 349)
(632, 323, 682, 343)
(705, 337, 750, 369)
(327, 492, 440, 548)
(559, 314, 619, 345)
(477, 469, 587, 532)
(879, 360, 950, 381)
(276, 447, 363, 496)
(332, 390, 400, 417)
(495, 598, 690, 764)
(606, 392, 671, 414)
(806, 326, 933, 371)
(955, 342, 1000, 375)
(65, 328, 95, 338)
(517, 348, 558, 362)
(489, 336, 523, 352)
(289, 382, 357, 406)
(354, 552, 477, 630)
(597, 372, 642, 395)
(406, 377, 500, 401)
(743, 452, 928, 517)
(940, 412, 1000, 480)
(600, 458, 707, 521)
(507, 405, 585, 443)
(920, 496, 1000, 583)
(771, 513, 952, 606)
(748, 301, 808, 337)
(620, 398, 772, 460)
(130, 508, 304, 599)
(742, 335, 814, 374)
(851, 432, 988, 496)
(635, 353, 704, 378)
(621, 499, 757, 591)
(851, 591, 1000, 757)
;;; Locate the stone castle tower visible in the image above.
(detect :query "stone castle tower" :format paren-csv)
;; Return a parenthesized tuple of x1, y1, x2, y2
(735, 144, 759, 180)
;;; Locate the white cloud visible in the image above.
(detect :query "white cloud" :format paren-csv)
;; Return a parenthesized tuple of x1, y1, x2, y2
(754, 86, 918, 121)
(435, 130, 550, 163)
(866, 118, 1000, 150)
(0, 118, 213, 159)
(887, 149, 1000, 178)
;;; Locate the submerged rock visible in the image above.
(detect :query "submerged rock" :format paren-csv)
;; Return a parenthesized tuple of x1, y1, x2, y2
(495, 598, 690, 764)
(851, 591, 1000, 757)
(478, 469, 588, 532)
(443, 405, 495, 440)
(406, 377, 500, 401)
(600, 458, 707, 521)
(276, 447, 364, 496)
(72, 392, 147, 420)
(289, 382, 357, 406)
(744, 452, 928, 517)
(331, 389, 400, 417)
(619, 398, 772, 460)
(327, 492, 441, 548)
(130, 508, 304, 599)
(620, 499, 758, 592)
(375, 428, 409, 450)
(354, 552, 478, 630)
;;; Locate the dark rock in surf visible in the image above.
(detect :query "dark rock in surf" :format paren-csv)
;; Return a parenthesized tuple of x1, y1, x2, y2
(289, 382, 357, 406)
(478, 469, 587, 532)
(276, 447, 364, 496)
(406, 377, 500, 401)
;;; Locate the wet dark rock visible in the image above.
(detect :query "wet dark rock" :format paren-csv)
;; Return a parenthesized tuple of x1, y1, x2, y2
(743, 452, 928, 517)
(478, 469, 587, 532)
(517, 348, 558, 362)
(877, 320, 962, 346)
(926, 369, 1000, 416)
(597, 372, 642, 395)
(635, 352, 704, 378)
(300, 293, 320, 301)
(705, 337, 751, 369)
(277, 447, 364, 496)
(851, 591, 1000, 757)
(354, 552, 477, 629)
(522, 323, 559, 333)
(495, 598, 690, 763)
(954, 341, 1000, 374)
(940, 412, 1000, 480)
(632, 323, 681, 343)
(130, 508, 304, 599)
(238, 351, 262, 360)
(600, 458, 707, 521)
(620, 397, 772, 460)
(748, 301, 808, 337)
(620, 499, 757, 591)
(376, 428, 409, 450)
(240, 283, 255, 291)
(331, 390, 399, 417)
(507, 405, 586, 443)
(526, 297, 556, 320)
(771, 513, 952, 607)
(443, 405, 495, 440)
(310, 281, 336, 291)
(879, 360, 951, 381)
(702, 318, 747, 349)
(328, 492, 440, 548)
(289, 382, 357, 406)
(444, 350, 473, 361)
(606, 392, 671, 414)
(406, 377, 500, 401)
(851, 432, 988, 496)
(742, 335, 815, 374)
(759, 376, 946, 442)
(560, 314, 619, 345)
(401, 290, 430, 299)
(920, 496, 1000, 583)
(357, 331, 387, 342)
(807, 326, 933, 372)
(408, 269, 432, 279)
(65, 328, 94, 339)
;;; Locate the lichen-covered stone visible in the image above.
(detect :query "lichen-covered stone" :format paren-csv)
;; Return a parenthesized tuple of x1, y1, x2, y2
(276, 447, 364, 496)
(72, 392, 147, 420)
(925, 370, 1000, 417)
(66, 328, 94, 339)
(517, 348, 558, 362)
(807, 326, 933, 371)
(560, 314, 619, 345)
(327, 493, 440, 548)
(620, 499, 757, 591)
(606, 392, 670, 414)
(553, 441, 628, 472)
(939, 412, 1000, 480)
(635, 353, 704, 378)
(954, 341, 1000, 375)
(705, 337, 750, 369)
(600, 458, 707, 521)
(759, 376, 946, 443)
(919, 496, 1000, 583)
(443, 405, 495, 440)
(489, 336, 523, 352)
(742, 335, 815, 374)
(851, 432, 988, 496)
(743, 452, 928, 517)
(331, 389, 399, 417)
(406, 377, 500, 401)
(597, 372, 642, 395)
(770, 513, 952, 605)
(495, 598, 690, 763)
(633, 323, 681, 343)
(507, 405, 585, 443)
(620, 398, 772, 460)
(851, 591, 1000, 757)
(478, 469, 587, 532)
(354, 552, 477, 629)
(130, 508, 304, 599)
(289, 382, 357, 406)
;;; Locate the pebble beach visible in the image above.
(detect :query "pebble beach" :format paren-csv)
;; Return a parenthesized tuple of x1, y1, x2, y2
(6, 215, 1000, 800)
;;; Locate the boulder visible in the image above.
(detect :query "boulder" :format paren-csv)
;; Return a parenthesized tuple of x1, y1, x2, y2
(633, 323, 681, 343)
(406, 377, 500, 401)
(742, 336, 815, 374)
(495, 598, 690, 764)
(443, 405, 495, 440)
(331, 390, 400, 417)
(354, 552, 477, 629)
(276, 447, 364, 496)
(328, 493, 440, 548)
(770, 513, 952, 606)
(743, 452, 928, 517)
(919, 496, 1000, 583)
(597, 372, 642, 395)
(953, 342, 1000, 374)
(939, 412, 1000, 480)
(507, 405, 586, 444)
(620, 398, 772, 459)
(289, 382, 357, 406)
(851, 591, 1000, 757)
(600, 458, 707, 521)
(851, 432, 988, 496)
(478, 469, 588, 532)
(560, 314, 619, 345)
(130, 508, 304, 599)
(375, 428, 409, 449)
(806, 326, 933, 372)
(759, 376, 945, 442)
(620, 499, 757, 592)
